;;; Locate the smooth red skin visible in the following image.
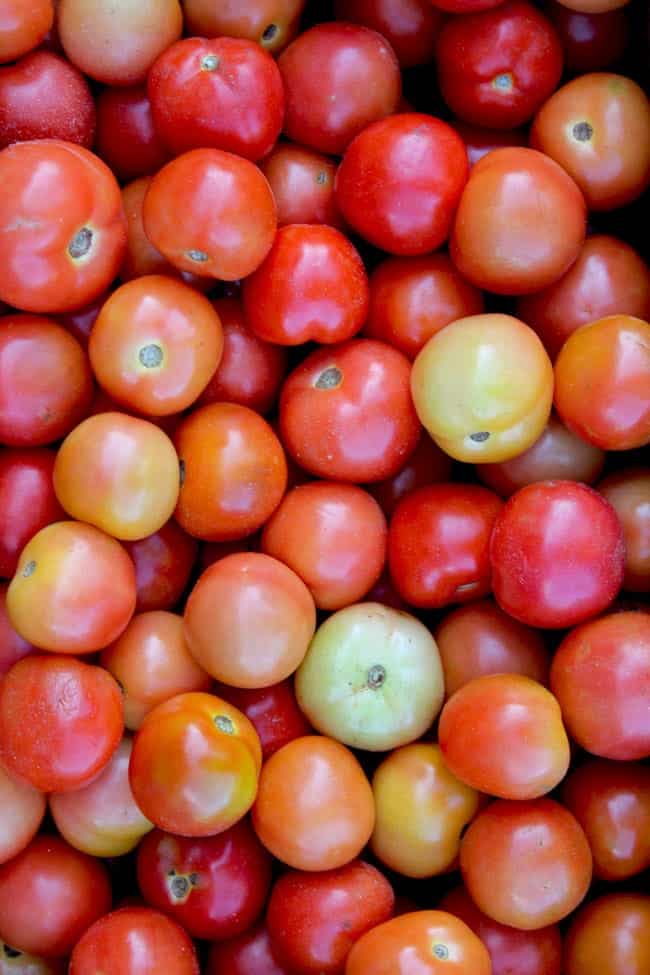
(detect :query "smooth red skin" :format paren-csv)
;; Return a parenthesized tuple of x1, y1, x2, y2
(429, 0, 507, 11)
(440, 886, 562, 975)
(546, 1, 628, 72)
(0, 50, 94, 150)
(148, 37, 283, 161)
(598, 469, 650, 592)
(0, 315, 93, 447)
(0, 835, 111, 959)
(242, 225, 369, 346)
(266, 860, 395, 975)
(490, 481, 625, 629)
(0, 0, 54, 63)
(69, 907, 199, 975)
(0, 583, 34, 675)
(363, 254, 484, 360)
(214, 680, 312, 761)
(0, 655, 124, 793)
(561, 759, 650, 880)
(137, 820, 272, 941)
(278, 22, 401, 155)
(436, 0, 563, 130)
(434, 599, 550, 697)
(477, 415, 606, 497)
(452, 120, 528, 167)
(336, 114, 469, 256)
(198, 299, 287, 415)
(123, 521, 198, 613)
(279, 339, 421, 483)
(550, 611, 650, 761)
(564, 894, 650, 975)
(388, 483, 503, 609)
(95, 86, 170, 184)
(554, 315, 650, 451)
(0, 449, 64, 578)
(369, 434, 453, 518)
(517, 235, 650, 360)
(260, 143, 345, 231)
(57, 291, 108, 348)
(206, 923, 293, 975)
(334, 0, 442, 67)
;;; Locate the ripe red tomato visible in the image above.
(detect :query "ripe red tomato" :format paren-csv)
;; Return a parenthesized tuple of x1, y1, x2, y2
(563, 894, 650, 975)
(123, 520, 198, 613)
(0, 0, 54, 63)
(259, 143, 345, 230)
(0, 763, 45, 866)
(94, 85, 169, 183)
(0, 449, 63, 577)
(206, 922, 293, 975)
(182, 0, 305, 55)
(598, 468, 650, 592)
(335, 0, 442, 68)
(214, 679, 312, 761)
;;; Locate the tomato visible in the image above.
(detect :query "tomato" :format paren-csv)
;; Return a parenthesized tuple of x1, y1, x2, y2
(0, 316, 93, 447)
(554, 314, 650, 451)
(57, 0, 182, 86)
(388, 484, 503, 608)
(214, 679, 311, 761)
(335, 0, 442, 68)
(439, 886, 562, 975)
(561, 759, 650, 880)
(259, 143, 345, 230)
(439, 674, 570, 799)
(242, 225, 369, 346)
(0, 583, 34, 675)
(598, 469, 650, 591)
(546, 1, 629, 72)
(346, 911, 491, 975)
(6, 521, 136, 654)
(436, 0, 563, 129)
(206, 923, 293, 975)
(252, 735, 374, 871)
(564, 894, 650, 975)
(531, 72, 650, 210)
(95, 85, 169, 183)
(0, 50, 94, 149)
(0, 450, 63, 578)
(296, 603, 444, 751)
(184, 552, 316, 688)
(123, 521, 198, 613)
(550, 610, 650, 760)
(68, 907, 199, 975)
(517, 234, 650, 360)
(182, 0, 305, 55)
(174, 403, 287, 541)
(143, 149, 277, 281)
(0, 140, 126, 314)
(434, 599, 550, 697)
(363, 254, 484, 360)
(452, 120, 528, 166)
(0, 1, 53, 63)
(129, 691, 262, 837)
(490, 481, 625, 628)
(279, 339, 420, 483)
(137, 819, 272, 940)
(371, 744, 480, 878)
(0, 835, 111, 958)
(451, 147, 586, 294)
(460, 799, 592, 930)
(0, 763, 45, 866)
(477, 415, 605, 495)
(335, 114, 468, 256)
(411, 314, 554, 463)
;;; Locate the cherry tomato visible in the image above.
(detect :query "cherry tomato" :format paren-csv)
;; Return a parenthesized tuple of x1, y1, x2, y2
(213, 679, 312, 761)
(259, 143, 345, 230)
(182, 0, 305, 55)
(94, 85, 169, 183)
(0, 0, 54, 63)
(0, 583, 34, 676)
(598, 468, 650, 591)
(123, 521, 198, 613)
(0, 449, 63, 578)
(563, 894, 650, 975)
(206, 923, 293, 975)
(335, 0, 442, 68)
(0, 763, 45, 866)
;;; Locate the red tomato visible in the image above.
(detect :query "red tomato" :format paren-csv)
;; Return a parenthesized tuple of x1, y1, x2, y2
(68, 907, 199, 975)
(369, 434, 453, 517)
(546, 1, 628, 72)
(123, 520, 198, 613)
(137, 820, 272, 941)
(0, 449, 63, 578)
(335, 114, 468, 255)
(0, 836, 111, 958)
(0, 0, 54, 63)
(550, 611, 650, 760)
(206, 923, 293, 975)
(598, 468, 650, 592)
(213, 679, 312, 761)
(335, 0, 442, 67)
(259, 143, 345, 230)
(388, 483, 503, 609)
(0, 582, 34, 675)
(0, 140, 126, 314)
(279, 339, 421, 483)
(0, 763, 45, 866)
(563, 894, 650, 975)
(490, 480, 625, 628)
(182, 0, 305, 55)
(94, 85, 170, 183)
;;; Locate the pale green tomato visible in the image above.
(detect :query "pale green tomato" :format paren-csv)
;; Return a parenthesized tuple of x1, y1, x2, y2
(295, 602, 445, 751)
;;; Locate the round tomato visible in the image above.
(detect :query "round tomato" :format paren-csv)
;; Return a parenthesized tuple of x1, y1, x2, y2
(563, 894, 650, 975)
(94, 85, 169, 183)
(335, 0, 442, 68)
(259, 142, 344, 230)
(182, 0, 305, 55)
(123, 521, 197, 613)
(545, 1, 628, 73)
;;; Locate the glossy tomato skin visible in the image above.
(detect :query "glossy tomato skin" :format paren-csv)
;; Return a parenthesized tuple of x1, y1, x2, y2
(0, 835, 111, 959)
(598, 469, 650, 591)
(0, 583, 34, 675)
(554, 315, 650, 451)
(0, 2, 53, 63)
(213, 679, 312, 761)
(550, 611, 650, 760)
(460, 799, 593, 930)
(388, 483, 503, 609)
(335, 114, 468, 256)
(137, 820, 272, 941)
(545, 1, 628, 73)
(436, 0, 563, 129)
(346, 911, 492, 975)
(279, 339, 420, 483)
(0, 449, 63, 578)
(451, 147, 586, 294)
(0, 140, 126, 314)
(123, 521, 198, 613)
(490, 480, 625, 628)
(266, 859, 394, 975)
(335, 0, 442, 68)
(183, 0, 305, 55)
(259, 143, 344, 230)
(68, 907, 199, 975)
(439, 886, 562, 975)
(0, 50, 94, 149)
(206, 923, 293, 975)
(0, 763, 45, 866)
(94, 85, 170, 183)
(563, 894, 650, 975)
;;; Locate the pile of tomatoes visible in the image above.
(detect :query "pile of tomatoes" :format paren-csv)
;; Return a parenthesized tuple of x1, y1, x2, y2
(0, 0, 649, 972)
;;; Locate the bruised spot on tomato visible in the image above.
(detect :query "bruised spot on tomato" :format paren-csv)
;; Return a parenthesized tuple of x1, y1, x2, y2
(68, 226, 93, 259)
(314, 366, 342, 389)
